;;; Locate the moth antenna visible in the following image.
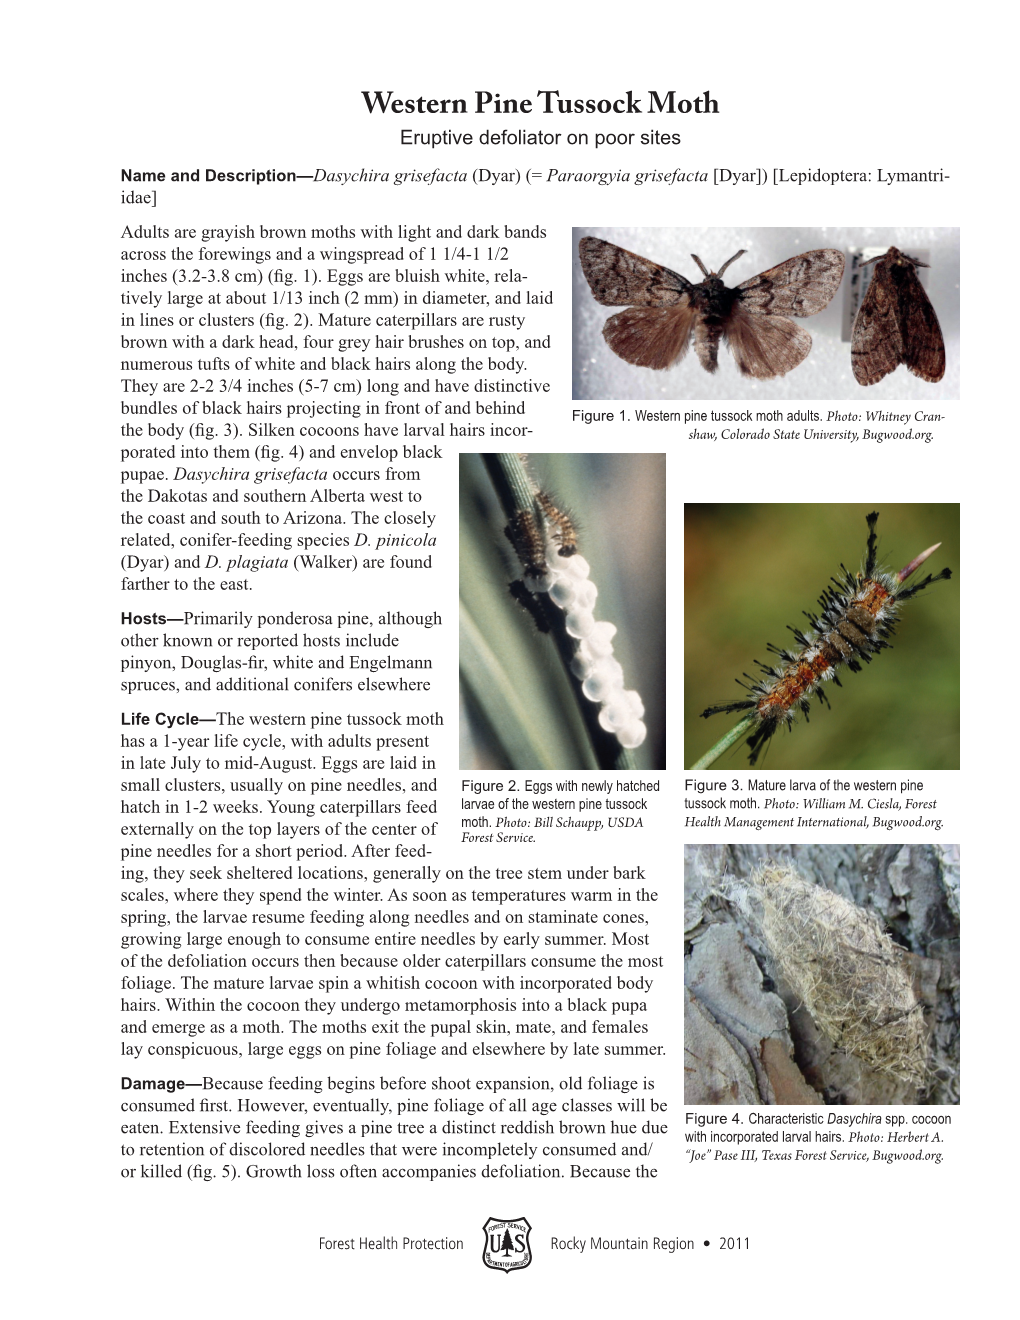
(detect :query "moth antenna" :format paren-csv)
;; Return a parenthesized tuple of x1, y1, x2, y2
(715, 250, 747, 277)
(690, 254, 711, 279)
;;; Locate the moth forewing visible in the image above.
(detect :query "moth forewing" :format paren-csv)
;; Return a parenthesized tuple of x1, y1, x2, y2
(578, 236, 691, 307)
(580, 237, 844, 378)
(736, 249, 846, 317)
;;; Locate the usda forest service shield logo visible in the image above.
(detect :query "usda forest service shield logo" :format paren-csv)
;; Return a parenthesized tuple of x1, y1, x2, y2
(482, 1216, 532, 1273)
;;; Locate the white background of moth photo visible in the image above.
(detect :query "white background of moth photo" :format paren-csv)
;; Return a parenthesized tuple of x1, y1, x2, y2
(572, 226, 960, 402)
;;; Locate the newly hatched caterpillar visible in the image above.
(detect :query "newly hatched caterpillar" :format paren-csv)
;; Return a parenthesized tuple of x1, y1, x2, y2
(535, 490, 579, 557)
(701, 511, 952, 765)
(504, 507, 549, 578)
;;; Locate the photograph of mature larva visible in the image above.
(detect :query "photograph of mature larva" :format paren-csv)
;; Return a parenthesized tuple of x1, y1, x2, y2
(460, 452, 666, 771)
(685, 505, 959, 770)
(685, 844, 959, 1106)
(573, 227, 959, 400)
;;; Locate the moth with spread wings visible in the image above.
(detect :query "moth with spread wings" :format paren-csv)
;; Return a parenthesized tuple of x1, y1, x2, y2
(579, 236, 845, 378)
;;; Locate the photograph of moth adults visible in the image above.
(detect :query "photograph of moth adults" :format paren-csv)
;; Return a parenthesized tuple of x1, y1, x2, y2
(460, 452, 665, 770)
(573, 227, 960, 401)
(685, 843, 959, 1105)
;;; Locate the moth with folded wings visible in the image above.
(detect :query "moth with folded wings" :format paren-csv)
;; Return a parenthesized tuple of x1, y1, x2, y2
(850, 246, 946, 386)
(579, 236, 845, 379)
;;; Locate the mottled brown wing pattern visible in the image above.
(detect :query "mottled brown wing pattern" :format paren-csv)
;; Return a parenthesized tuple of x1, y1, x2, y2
(601, 304, 699, 370)
(724, 306, 813, 380)
(850, 273, 904, 386)
(578, 236, 692, 307)
(899, 273, 946, 383)
(851, 248, 945, 386)
(736, 249, 846, 316)
(897, 267, 944, 382)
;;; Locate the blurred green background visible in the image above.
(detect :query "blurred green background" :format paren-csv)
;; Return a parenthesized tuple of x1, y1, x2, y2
(461, 453, 666, 770)
(685, 504, 959, 770)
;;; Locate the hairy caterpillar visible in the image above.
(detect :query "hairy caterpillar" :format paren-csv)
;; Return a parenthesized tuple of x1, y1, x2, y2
(700, 511, 952, 765)
(504, 507, 548, 578)
(535, 490, 579, 556)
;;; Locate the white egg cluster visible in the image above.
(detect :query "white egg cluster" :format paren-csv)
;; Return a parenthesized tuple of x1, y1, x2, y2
(532, 540, 647, 750)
